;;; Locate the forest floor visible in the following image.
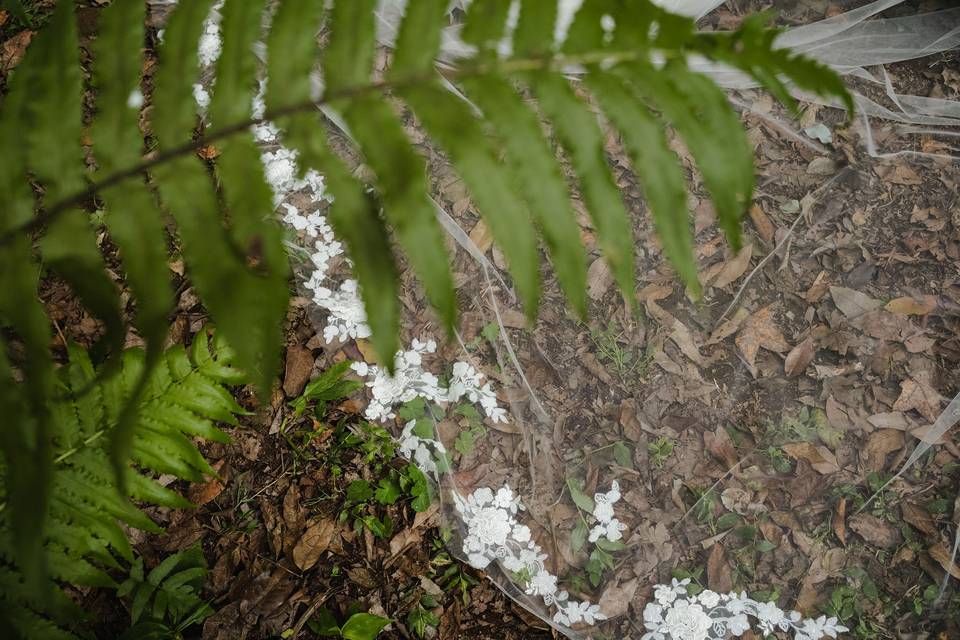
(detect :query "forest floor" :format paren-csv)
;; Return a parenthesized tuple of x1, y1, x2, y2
(4, 0, 960, 639)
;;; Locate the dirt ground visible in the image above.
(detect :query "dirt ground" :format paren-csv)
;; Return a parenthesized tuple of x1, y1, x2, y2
(3, 0, 959, 638)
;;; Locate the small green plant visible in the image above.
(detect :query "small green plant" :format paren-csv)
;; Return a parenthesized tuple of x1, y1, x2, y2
(116, 546, 213, 640)
(405, 596, 441, 638)
(302, 608, 391, 640)
(589, 321, 652, 385)
(648, 436, 676, 468)
(452, 403, 486, 456)
(291, 361, 362, 417)
(464, 322, 500, 351)
(671, 566, 706, 597)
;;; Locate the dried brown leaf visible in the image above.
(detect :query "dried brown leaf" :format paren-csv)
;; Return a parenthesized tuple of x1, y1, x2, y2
(292, 518, 337, 571)
(893, 376, 946, 422)
(849, 513, 900, 549)
(885, 295, 938, 316)
(713, 244, 753, 289)
(782, 442, 840, 474)
(282, 345, 314, 397)
(735, 305, 790, 376)
(830, 286, 883, 320)
(749, 204, 775, 244)
(784, 336, 815, 377)
(929, 543, 960, 579)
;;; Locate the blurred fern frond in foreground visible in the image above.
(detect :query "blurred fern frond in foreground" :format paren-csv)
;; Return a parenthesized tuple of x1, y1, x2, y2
(0, 0, 851, 623)
(0, 330, 245, 639)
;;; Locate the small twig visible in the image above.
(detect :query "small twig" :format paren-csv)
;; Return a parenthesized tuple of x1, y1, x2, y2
(714, 168, 852, 328)
(289, 588, 342, 639)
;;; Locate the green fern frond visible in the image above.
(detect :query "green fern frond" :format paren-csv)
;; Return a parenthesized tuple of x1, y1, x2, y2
(0, 330, 245, 638)
(0, 0, 852, 602)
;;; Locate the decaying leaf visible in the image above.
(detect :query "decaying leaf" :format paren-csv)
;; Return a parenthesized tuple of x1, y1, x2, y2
(849, 513, 900, 549)
(782, 442, 840, 474)
(292, 518, 337, 571)
(861, 429, 904, 473)
(735, 305, 790, 376)
(597, 576, 638, 619)
(833, 497, 847, 546)
(712, 244, 753, 289)
(884, 295, 937, 316)
(587, 257, 614, 301)
(929, 543, 960, 579)
(748, 204, 775, 244)
(784, 336, 815, 377)
(830, 286, 882, 320)
(893, 374, 947, 422)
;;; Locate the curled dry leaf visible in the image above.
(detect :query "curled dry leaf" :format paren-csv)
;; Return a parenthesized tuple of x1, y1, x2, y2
(712, 244, 753, 289)
(188, 459, 226, 506)
(707, 307, 749, 345)
(707, 543, 734, 593)
(587, 257, 614, 301)
(849, 513, 900, 549)
(782, 442, 840, 474)
(647, 301, 704, 366)
(861, 429, 905, 473)
(282, 344, 314, 397)
(735, 305, 790, 377)
(468, 219, 494, 254)
(884, 295, 938, 316)
(901, 501, 938, 537)
(784, 336, 815, 377)
(893, 374, 946, 422)
(292, 518, 337, 571)
(833, 497, 847, 546)
(749, 204, 775, 244)
(597, 576, 638, 619)
(929, 543, 960, 579)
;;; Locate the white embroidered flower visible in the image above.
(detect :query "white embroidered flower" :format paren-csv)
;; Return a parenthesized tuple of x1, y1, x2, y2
(592, 481, 621, 523)
(561, 600, 606, 626)
(662, 600, 712, 640)
(588, 517, 627, 543)
(654, 583, 679, 606)
(494, 486, 515, 509)
(698, 590, 720, 609)
(467, 552, 490, 569)
(350, 362, 368, 377)
(727, 614, 751, 636)
(512, 524, 531, 543)
(643, 603, 664, 627)
(525, 571, 557, 597)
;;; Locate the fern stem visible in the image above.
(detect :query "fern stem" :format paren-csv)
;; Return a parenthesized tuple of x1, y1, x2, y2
(53, 428, 106, 465)
(0, 47, 659, 247)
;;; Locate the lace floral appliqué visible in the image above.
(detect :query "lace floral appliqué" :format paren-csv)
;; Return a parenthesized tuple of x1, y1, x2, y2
(641, 579, 848, 640)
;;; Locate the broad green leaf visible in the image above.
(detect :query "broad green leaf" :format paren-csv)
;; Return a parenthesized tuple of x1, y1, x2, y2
(328, 96, 457, 333)
(210, 0, 290, 397)
(571, 518, 588, 552)
(621, 62, 753, 251)
(404, 83, 542, 315)
(462, 0, 511, 54)
(324, 0, 456, 336)
(522, 73, 635, 304)
(513, 0, 558, 58)
(30, 0, 125, 371)
(585, 73, 699, 294)
(269, 0, 401, 364)
(461, 74, 588, 317)
(388, 0, 447, 76)
(389, 3, 541, 313)
(566, 477, 596, 513)
(153, 0, 284, 392)
(340, 612, 391, 640)
(92, 0, 174, 488)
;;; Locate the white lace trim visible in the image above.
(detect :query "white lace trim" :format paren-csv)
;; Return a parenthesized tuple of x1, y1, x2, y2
(190, 5, 852, 637)
(642, 579, 849, 640)
(453, 485, 607, 628)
